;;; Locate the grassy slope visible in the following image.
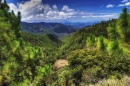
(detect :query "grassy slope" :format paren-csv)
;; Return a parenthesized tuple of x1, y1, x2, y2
(21, 31, 62, 48)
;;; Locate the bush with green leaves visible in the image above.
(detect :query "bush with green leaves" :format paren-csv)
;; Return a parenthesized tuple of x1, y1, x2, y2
(86, 34, 96, 48)
(67, 49, 130, 85)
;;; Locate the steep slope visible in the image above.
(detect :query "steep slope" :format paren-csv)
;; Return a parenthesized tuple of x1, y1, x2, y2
(21, 31, 62, 47)
(61, 19, 117, 51)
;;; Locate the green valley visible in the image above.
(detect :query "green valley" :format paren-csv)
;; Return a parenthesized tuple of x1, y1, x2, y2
(1, 0, 130, 86)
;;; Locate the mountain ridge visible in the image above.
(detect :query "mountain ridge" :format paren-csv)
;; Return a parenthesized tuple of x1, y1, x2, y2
(21, 22, 76, 37)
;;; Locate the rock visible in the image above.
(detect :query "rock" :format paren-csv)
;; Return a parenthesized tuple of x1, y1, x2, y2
(53, 59, 68, 70)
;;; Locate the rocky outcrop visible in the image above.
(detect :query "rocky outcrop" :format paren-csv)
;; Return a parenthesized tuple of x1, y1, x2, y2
(53, 59, 68, 70)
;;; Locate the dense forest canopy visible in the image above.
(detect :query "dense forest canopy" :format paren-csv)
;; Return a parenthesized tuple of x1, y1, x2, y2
(1, 0, 130, 86)
(0, 0, 53, 85)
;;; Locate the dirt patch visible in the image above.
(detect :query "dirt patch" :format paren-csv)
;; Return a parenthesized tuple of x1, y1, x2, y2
(53, 59, 68, 70)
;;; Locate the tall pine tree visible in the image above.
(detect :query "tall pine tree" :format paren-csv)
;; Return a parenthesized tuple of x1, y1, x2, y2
(117, 8, 130, 41)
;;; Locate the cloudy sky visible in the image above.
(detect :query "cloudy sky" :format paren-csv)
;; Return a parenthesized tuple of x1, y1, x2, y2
(6, 0, 130, 22)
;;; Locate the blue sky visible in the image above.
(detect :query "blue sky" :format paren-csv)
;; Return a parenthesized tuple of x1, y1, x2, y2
(7, 0, 130, 22)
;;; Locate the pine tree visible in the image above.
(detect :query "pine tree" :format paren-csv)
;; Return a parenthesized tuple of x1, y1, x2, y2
(97, 36, 106, 51)
(117, 8, 130, 41)
(15, 11, 21, 38)
(107, 22, 120, 40)
(1, 0, 9, 11)
(0, 0, 43, 85)
(0, 0, 2, 7)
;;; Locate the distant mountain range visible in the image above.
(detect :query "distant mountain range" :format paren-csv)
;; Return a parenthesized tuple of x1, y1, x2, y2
(21, 22, 76, 37)
(21, 22, 97, 37)
(63, 22, 97, 29)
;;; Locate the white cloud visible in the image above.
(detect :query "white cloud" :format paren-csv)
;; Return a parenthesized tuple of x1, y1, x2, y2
(82, 13, 117, 18)
(61, 5, 74, 12)
(106, 4, 114, 8)
(52, 5, 58, 11)
(122, 0, 128, 3)
(8, 0, 118, 22)
(119, 4, 125, 6)
(8, 0, 76, 22)
(8, 3, 19, 14)
(90, 14, 114, 18)
(82, 16, 86, 18)
(125, 2, 130, 5)
(119, 2, 130, 6)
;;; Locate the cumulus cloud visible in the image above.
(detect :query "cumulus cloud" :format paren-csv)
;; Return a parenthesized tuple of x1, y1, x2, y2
(8, 0, 76, 22)
(8, 0, 118, 22)
(61, 5, 74, 12)
(125, 2, 130, 5)
(106, 4, 114, 8)
(119, 2, 130, 6)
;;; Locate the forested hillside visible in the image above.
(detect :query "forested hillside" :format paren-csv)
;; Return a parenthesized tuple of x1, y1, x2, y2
(1, 0, 130, 86)
(0, 1, 53, 85)
(21, 32, 62, 47)
(46, 8, 130, 86)
(21, 22, 76, 37)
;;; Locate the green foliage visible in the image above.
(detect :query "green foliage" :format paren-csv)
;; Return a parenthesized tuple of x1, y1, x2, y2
(61, 19, 117, 54)
(37, 64, 52, 78)
(21, 32, 62, 47)
(107, 22, 120, 40)
(0, 1, 53, 85)
(9, 40, 20, 53)
(97, 36, 107, 51)
(107, 40, 120, 52)
(85, 19, 117, 37)
(117, 8, 130, 41)
(49, 8, 130, 86)
(1, 1, 130, 86)
(86, 34, 96, 47)
(67, 49, 130, 85)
